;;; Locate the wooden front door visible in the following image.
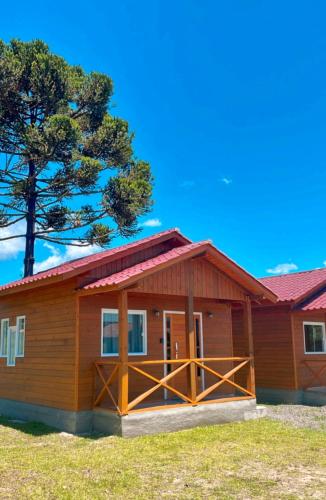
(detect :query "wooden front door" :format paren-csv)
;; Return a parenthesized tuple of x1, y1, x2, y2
(165, 312, 203, 399)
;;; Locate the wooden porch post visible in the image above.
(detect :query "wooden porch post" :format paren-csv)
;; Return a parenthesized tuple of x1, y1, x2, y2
(118, 289, 129, 415)
(243, 296, 256, 395)
(185, 260, 197, 403)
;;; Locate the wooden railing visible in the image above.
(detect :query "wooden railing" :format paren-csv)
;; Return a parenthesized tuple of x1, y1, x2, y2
(94, 357, 255, 415)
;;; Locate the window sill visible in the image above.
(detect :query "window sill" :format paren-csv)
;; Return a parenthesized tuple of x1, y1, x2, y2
(101, 353, 147, 357)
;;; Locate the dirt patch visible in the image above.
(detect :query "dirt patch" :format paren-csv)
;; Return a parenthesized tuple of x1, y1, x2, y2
(267, 404, 326, 430)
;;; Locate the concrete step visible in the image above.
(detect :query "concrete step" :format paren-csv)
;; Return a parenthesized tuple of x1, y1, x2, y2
(244, 405, 267, 421)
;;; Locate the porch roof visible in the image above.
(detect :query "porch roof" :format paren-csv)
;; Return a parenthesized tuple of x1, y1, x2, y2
(80, 240, 277, 302)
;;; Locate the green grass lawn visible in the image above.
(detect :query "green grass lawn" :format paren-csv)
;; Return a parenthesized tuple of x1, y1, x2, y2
(0, 416, 326, 499)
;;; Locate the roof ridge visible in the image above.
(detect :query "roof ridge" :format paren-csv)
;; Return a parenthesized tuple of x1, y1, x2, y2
(32, 227, 184, 276)
(260, 267, 326, 280)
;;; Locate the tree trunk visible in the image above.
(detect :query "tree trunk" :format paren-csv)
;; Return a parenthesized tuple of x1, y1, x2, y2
(23, 160, 36, 277)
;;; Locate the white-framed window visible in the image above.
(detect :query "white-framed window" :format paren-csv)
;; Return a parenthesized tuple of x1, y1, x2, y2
(7, 326, 17, 367)
(16, 316, 25, 357)
(303, 322, 326, 354)
(101, 309, 147, 356)
(0, 319, 9, 357)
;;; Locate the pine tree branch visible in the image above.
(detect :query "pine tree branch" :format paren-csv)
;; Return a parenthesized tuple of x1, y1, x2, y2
(37, 235, 93, 246)
(0, 203, 28, 215)
(37, 231, 113, 246)
(35, 213, 106, 235)
(0, 216, 25, 228)
(0, 233, 25, 241)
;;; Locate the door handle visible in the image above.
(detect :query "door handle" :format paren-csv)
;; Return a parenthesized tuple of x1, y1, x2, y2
(175, 341, 179, 359)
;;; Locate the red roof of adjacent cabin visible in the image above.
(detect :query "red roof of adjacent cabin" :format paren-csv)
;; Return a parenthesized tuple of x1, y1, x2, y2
(0, 228, 188, 293)
(301, 291, 326, 311)
(259, 268, 326, 304)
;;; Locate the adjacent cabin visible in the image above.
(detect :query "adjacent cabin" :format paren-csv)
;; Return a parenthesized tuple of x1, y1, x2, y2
(233, 268, 326, 406)
(0, 229, 276, 436)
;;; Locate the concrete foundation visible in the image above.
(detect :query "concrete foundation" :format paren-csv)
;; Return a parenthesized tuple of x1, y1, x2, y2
(304, 387, 326, 406)
(93, 399, 258, 437)
(0, 398, 92, 434)
(256, 387, 304, 404)
(256, 386, 326, 406)
(0, 397, 260, 436)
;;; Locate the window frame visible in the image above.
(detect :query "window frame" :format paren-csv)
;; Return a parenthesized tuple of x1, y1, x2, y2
(16, 315, 26, 358)
(0, 318, 10, 357)
(303, 321, 326, 354)
(101, 308, 147, 357)
(7, 326, 17, 367)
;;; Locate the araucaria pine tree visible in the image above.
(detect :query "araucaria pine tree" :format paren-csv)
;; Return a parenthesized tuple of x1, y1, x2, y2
(0, 39, 153, 277)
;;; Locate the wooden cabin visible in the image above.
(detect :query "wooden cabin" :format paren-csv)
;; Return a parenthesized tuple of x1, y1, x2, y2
(0, 229, 276, 436)
(233, 268, 326, 406)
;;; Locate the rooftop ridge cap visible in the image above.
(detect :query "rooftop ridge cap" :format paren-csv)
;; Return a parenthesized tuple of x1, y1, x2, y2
(259, 267, 326, 280)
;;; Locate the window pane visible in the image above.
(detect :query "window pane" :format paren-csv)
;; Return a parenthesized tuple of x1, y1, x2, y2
(8, 327, 16, 366)
(16, 318, 25, 356)
(128, 313, 144, 353)
(18, 317, 25, 332)
(1, 320, 9, 356)
(102, 311, 146, 355)
(16, 331, 25, 356)
(304, 324, 325, 353)
(103, 312, 119, 355)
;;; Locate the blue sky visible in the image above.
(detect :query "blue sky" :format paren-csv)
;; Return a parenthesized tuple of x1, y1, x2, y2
(1, 0, 326, 284)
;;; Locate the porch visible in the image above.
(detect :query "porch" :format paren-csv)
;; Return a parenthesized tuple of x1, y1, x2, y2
(92, 284, 256, 418)
(74, 239, 277, 435)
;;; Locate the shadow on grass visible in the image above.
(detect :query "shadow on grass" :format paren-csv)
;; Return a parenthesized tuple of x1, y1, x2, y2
(0, 415, 59, 436)
(0, 416, 106, 439)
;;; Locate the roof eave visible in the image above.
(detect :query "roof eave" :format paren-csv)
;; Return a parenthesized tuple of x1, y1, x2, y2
(204, 245, 278, 303)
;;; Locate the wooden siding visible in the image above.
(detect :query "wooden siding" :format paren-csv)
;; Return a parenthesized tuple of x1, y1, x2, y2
(77, 293, 233, 410)
(137, 258, 247, 300)
(233, 305, 296, 390)
(0, 280, 77, 411)
(291, 310, 326, 388)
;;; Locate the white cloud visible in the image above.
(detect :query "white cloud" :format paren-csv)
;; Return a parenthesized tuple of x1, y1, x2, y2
(34, 241, 100, 273)
(0, 220, 26, 261)
(140, 218, 162, 228)
(180, 180, 195, 188)
(266, 263, 298, 275)
(221, 177, 232, 185)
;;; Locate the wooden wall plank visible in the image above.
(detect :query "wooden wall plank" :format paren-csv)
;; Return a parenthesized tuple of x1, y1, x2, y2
(0, 279, 77, 411)
(233, 305, 296, 390)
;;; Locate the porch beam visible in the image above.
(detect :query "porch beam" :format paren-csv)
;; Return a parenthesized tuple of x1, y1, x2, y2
(185, 260, 197, 403)
(118, 289, 129, 414)
(243, 296, 256, 395)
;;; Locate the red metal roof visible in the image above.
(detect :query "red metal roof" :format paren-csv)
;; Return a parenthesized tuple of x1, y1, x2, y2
(259, 268, 326, 303)
(81, 240, 277, 302)
(82, 241, 209, 290)
(0, 228, 187, 293)
(0, 228, 277, 302)
(301, 290, 326, 311)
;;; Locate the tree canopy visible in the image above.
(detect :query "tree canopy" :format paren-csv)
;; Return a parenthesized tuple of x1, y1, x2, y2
(0, 39, 153, 276)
